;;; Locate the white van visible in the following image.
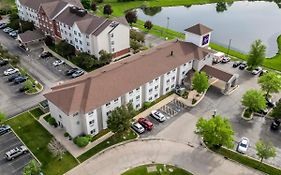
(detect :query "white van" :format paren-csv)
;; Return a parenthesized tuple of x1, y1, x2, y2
(213, 52, 225, 63)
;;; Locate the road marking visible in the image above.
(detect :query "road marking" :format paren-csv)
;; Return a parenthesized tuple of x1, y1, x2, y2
(8, 153, 31, 166)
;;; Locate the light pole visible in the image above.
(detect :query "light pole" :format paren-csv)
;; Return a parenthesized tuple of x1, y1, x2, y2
(165, 17, 170, 40)
(226, 39, 232, 57)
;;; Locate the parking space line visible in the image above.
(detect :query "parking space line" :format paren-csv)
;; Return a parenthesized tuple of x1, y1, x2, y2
(12, 161, 30, 174)
(8, 153, 30, 166)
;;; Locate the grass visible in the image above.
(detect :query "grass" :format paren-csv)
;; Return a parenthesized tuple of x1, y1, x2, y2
(90, 128, 110, 142)
(29, 107, 45, 120)
(18, 67, 43, 93)
(77, 129, 137, 162)
(122, 164, 193, 175)
(4, 112, 78, 175)
(213, 147, 281, 175)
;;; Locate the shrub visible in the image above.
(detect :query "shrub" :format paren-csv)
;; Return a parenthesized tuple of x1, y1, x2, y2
(130, 30, 145, 42)
(130, 39, 142, 53)
(143, 102, 152, 109)
(94, 0, 103, 3)
(64, 132, 69, 137)
(74, 136, 90, 147)
(48, 117, 58, 127)
(243, 108, 252, 118)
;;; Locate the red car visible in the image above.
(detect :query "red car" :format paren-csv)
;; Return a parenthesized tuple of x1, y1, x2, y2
(138, 117, 153, 130)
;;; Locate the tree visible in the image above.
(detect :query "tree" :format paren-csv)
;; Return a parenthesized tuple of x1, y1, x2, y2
(103, 4, 113, 16)
(20, 20, 35, 32)
(270, 100, 281, 119)
(196, 116, 234, 148)
(99, 50, 112, 62)
(48, 138, 66, 159)
(192, 71, 209, 94)
(130, 39, 142, 53)
(44, 35, 54, 46)
(91, 2, 97, 11)
(241, 89, 266, 112)
(258, 72, 281, 97)
(23, 160, 41, 175)
(141, 7, 162, 16)
(130, 30, 145, 42)
(107, 103, 136, 133)
(247, 39, 266, 70)
(0, 112, 6, 123)
(81, 0, 91, 9)
(72, 53, 95, 70)
(125, 11, 137, 25)
(216, 2, 228, 13)
(144, 20, 153, 30)
(94, 0, 103, 3)
(74, 136, 90, 147)
(56, 40, 75, 58)
(256, 140, 276, 163)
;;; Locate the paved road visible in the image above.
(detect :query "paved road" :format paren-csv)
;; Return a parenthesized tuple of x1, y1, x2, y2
(66, 139, 263, 175)
(0, 29, 67, 117)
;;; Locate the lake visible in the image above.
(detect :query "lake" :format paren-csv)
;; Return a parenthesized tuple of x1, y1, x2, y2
(136, 1, 281, 57)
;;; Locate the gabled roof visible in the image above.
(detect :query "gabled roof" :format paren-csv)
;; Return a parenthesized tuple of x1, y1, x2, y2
(184, 23, 212, 36)
(44, 40, 212, 115)
(201, 65, 234, 82)
(39, 0, 68, 19)
(18, 0, 83, 11)
(18, 30, 45, 43)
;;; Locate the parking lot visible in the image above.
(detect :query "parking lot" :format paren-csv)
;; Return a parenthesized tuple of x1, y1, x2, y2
(0, 131, 34, 175)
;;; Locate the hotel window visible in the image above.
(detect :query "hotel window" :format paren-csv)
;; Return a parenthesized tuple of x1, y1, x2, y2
(136, 95, 140, 100)
(74, 31, 77, 35)
(114, 98, 118, 102)
(112, 48, 114, 52)
(90, 129, 96, 134)
(149, 88, 153, 93)
(59, 115, 62, 119)
(75, 38, 78, 42)
(111, 33, 114, 37)
(149, 97, 153, 101)
(172, 76, 175, 81)
(166, 87, 169, 92)
(87, 42, 89, 46)
(166, 79, 170, 83)
(69, 33, 71, 37)
(111, 41, 114, 45)
(155, 78, 159, 81)
(78, 33, 81, 37)
(106, 111, 112, 116)
(154, 94, 158, 98)
(64, 31, 67, 35)
(173, 69, 176, 72)
(182, 71, 185, 75)
(86, 35, 89, 39)
(88, 111, 94, 115)
(171, 84, 175, 88)
(167, 72, 170, 75)
(155, 85, 158, 89)
(136, 87, 140, 91)
(129, 91, 133, 95)
(87, 50, 90, 53)
(136, 104, 140, 108)
(89, 120, 94, 125)
(106, 102, 111, 106)
(73, 112, 79, 117)
(129, 99, 133, 103)
(149, 81, 153, 84)
(68, 26, 71, 30)
(79, 40, 82, 44)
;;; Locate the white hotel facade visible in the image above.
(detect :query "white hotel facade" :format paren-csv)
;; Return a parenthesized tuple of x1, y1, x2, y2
(45, 24, 219, 138)
(15, 0, 130, 58)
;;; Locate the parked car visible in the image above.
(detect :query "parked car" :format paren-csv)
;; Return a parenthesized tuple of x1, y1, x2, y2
(0, 125, 11, 135)
(3, 27, 13, 33)
(52, 60, 64, 66)
(14, 76, 28, 84)
(266, 97, 276, 108)
(71, 70, 84, 78)
(232, 61, 241, 68)
(39, 51, 52, 58)
(151, 110, 166, 122)
(9, 30, 18, 38)
(65, 68, 79, 76)
(8, 73, 20, 82)
(0, 23, 7, 29)
(131, 122, 145, 134)
(0, 59, 9, 66)
(271, 119, 280, 130)
(5, 145, 28, 161)
(237, 137, 249, 154)
(259, 70, 268, 77)
(221, 57, 230, 63)
(239, 61, 247, 70)
(138, 117, 154, 130)
(252, 67, 262, 75)
(4, 68, 19, 76)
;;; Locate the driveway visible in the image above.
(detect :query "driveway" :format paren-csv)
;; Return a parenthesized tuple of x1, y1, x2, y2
(0, 29, 68, 117)
(66, 139, 262, 175)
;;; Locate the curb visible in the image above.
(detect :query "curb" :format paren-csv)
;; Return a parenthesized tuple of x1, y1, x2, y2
(25, 83, 44, 95)
(241, 108, 253, 121)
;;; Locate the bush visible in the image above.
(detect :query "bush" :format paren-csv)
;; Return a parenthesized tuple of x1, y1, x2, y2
(130, 30, 145, 42)
(130, 39, 142, 53)
(143, 102, 152, 109)
(48, 117, 58, 127)
(94, 0, 103, 3)
(55, 40, 75, 58)
(64, 132, 69, 137)
(74, 136, 90, 147)
(243, 108, 252, 118)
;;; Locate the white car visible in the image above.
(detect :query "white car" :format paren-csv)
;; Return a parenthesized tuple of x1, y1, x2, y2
(237, 137, 249, 154)
(252, 67, 262, 75)
(131, 122, 145, 134)
(4, 68, 19, 76)
(53, 60, 64, 66)
(151, 110, 166, 122)
(3, 27, 13, 33)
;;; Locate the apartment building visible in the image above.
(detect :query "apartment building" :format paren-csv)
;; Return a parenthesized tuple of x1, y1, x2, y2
(15, 0, 130, 58)
(44, 24, 234, 138)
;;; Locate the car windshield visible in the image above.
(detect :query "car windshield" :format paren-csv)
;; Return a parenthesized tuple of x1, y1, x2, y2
(240, 143, 247, 148)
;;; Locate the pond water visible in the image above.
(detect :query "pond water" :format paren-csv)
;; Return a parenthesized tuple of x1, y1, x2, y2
(136, 1, 281, 57)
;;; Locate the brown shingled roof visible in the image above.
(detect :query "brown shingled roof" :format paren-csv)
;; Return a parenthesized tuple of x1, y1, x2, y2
(201, 65, 234, 82)
(40, 0, 68, 19)
(44, 40, 212, 115)
(18, 0, 83, 10)
(184, 23, 212, 35)
(18, 30, 45, 43)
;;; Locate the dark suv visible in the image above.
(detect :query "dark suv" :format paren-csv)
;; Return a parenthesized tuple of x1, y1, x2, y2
(0, 125, 11, 135)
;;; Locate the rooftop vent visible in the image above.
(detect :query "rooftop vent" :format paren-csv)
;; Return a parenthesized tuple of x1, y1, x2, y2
(69, 6, 87, 17)
(170, 51, 174, 56)
(110, 22, 119, 28)
(69, 6, 78, 14)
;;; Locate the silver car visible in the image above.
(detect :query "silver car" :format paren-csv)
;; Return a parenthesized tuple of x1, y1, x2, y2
(131, 122, 145, 134)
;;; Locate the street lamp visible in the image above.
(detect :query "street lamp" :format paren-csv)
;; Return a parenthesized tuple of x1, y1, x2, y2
(226, 39, 232, 57)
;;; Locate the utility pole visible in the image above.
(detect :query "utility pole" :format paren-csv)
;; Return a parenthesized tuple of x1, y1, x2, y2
(165, 17, 170, 40)
(226, 39, 232, 57)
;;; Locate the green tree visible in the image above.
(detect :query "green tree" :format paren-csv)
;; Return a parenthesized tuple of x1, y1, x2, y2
(270, 100, 281, 119)
(196, 116, 234, 148)
(256, 140, 276, 163)
(130, 39, 142, 53)
(192, 71, 209, 94)
(107, 103, 136, 133)
(216, 2, 228, 13)
(72, 53, 95, 70)
(56, 40, 75, 58)
(125, 11, 137, 25)
(241, 89, 266, 112)
(81, 0, 91, 9)
(91, 2, 97, 11)
(103, 4, 113, 16)
(258, 71, 281, 97)
(144, 20, 153, 30)
(130, 30, 145, 42)
(74, 136, 90, 147)
(141, 7, 162, 16)
(99, 50, 112, 62)
(23, 160, 41, 175)
(0, 112, 6, 123)
(247, 39, 266, 70)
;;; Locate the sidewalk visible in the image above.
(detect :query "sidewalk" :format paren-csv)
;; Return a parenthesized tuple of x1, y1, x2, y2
(38, 114, 113, 157)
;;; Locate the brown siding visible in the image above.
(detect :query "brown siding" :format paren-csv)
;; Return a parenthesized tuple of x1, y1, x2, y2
(112, 48, 130, 58)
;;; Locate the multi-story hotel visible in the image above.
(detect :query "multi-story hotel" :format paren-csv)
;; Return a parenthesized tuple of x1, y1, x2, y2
(16, 0, 130, 58)
(44, 24, 239, 138)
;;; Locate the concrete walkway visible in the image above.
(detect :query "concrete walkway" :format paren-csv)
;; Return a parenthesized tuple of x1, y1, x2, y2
(38, 114, 113, 157)
(65, 139, 263, 175)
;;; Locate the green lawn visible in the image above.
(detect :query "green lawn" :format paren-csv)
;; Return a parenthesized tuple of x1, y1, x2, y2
(122, 164, 193, 175)
(5, 112, 78, 175)
(213, 147, 281, 175)
(29, 107, 45, 120)
(78, 129, 137, 162)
